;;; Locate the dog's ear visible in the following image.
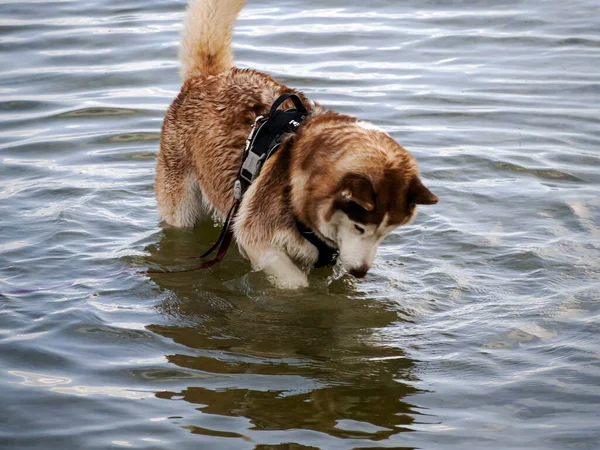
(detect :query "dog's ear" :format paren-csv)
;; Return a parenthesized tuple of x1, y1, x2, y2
(339, 173, 375, 211)
(408, 176, 438, 205)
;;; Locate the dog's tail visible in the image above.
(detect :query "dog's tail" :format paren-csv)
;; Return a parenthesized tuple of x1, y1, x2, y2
(179, 0, 246, 80)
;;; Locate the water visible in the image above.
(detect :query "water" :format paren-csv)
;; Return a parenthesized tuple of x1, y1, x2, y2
(1, 0, 599, 448)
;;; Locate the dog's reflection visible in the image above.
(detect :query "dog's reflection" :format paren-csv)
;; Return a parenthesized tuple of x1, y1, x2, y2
(144, 228, 423, 443)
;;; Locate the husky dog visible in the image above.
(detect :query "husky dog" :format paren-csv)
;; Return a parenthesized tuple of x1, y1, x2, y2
(155, 0, 438, 289)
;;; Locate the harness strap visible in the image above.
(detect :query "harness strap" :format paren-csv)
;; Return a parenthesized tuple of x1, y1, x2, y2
(268, 92, 308, 116)
(296, 221, 339, 268)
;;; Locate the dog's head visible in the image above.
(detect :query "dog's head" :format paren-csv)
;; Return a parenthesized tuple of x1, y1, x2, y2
(325, 168, 437, 277)
(293, 117, 438, 278)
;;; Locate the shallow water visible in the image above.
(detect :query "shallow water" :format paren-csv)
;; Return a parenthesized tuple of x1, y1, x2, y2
(1, 0, 599, 448)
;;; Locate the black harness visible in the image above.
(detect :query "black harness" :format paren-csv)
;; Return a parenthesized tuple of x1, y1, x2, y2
(234, 93, 338, 268)
(234, 93, 309, 201)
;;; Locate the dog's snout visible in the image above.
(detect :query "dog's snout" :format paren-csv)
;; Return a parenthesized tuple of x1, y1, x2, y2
(348, 265, 369, 279)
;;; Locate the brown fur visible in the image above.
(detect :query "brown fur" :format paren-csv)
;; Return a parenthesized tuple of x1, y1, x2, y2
(155, 0, 438, 287)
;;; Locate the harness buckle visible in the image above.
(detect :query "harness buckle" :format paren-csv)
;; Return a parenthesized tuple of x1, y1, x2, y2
(233, 179, 243, 201)
(244, 115, 264, 151)
(240, 150, 266, 185)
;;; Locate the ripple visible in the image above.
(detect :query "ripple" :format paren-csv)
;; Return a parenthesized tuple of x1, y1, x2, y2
(56, 107, 141, 117)
(52, 385, 155, 399)
(74, 325, 153, 340)
(184, 426, 251, 441)
(9, 370, 71, 387)
(492, 162, 583, 182)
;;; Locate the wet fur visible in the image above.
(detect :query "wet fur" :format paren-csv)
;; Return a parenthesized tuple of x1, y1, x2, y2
(155, 0, 438, 288)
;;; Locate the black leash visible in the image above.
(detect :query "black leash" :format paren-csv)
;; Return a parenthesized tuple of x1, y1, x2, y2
(147, 200, 239, 274)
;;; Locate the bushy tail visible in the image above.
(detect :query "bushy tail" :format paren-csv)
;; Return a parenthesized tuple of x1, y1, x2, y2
(179, 0, 246, 80)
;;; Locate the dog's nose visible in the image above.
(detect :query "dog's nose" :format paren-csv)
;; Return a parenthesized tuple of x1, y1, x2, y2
(349, 266, 369, 279)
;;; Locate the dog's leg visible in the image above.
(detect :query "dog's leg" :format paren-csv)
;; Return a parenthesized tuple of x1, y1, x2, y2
(246, 246, 308, 289)
(155, 162, 208, 228)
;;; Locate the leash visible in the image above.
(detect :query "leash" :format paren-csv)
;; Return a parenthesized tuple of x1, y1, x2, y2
(146, 200, 239, 274)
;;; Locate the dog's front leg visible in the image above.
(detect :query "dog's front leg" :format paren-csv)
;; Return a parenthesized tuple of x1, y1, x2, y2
(245, 246, 308, 289)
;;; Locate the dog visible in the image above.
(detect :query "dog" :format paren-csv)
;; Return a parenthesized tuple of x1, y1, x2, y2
(155, 0, 438, 289)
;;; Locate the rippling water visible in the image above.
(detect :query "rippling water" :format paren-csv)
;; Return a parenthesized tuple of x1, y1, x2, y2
(1, 0, 599, 448)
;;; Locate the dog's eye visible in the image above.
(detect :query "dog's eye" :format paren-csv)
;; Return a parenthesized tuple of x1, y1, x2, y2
(354, 225, 365, 234)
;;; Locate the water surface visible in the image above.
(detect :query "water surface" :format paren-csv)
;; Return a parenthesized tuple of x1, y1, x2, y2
(1, 0, 599, 449)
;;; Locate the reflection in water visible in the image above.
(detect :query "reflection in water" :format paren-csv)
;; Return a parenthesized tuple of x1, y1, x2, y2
(145, 229, 423, 443)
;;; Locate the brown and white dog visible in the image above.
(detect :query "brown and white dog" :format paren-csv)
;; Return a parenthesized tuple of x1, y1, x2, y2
(155, 0, 438, 288)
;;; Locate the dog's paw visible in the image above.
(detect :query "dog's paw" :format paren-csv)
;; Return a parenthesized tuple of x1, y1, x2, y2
(270, 272, 309, 290)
